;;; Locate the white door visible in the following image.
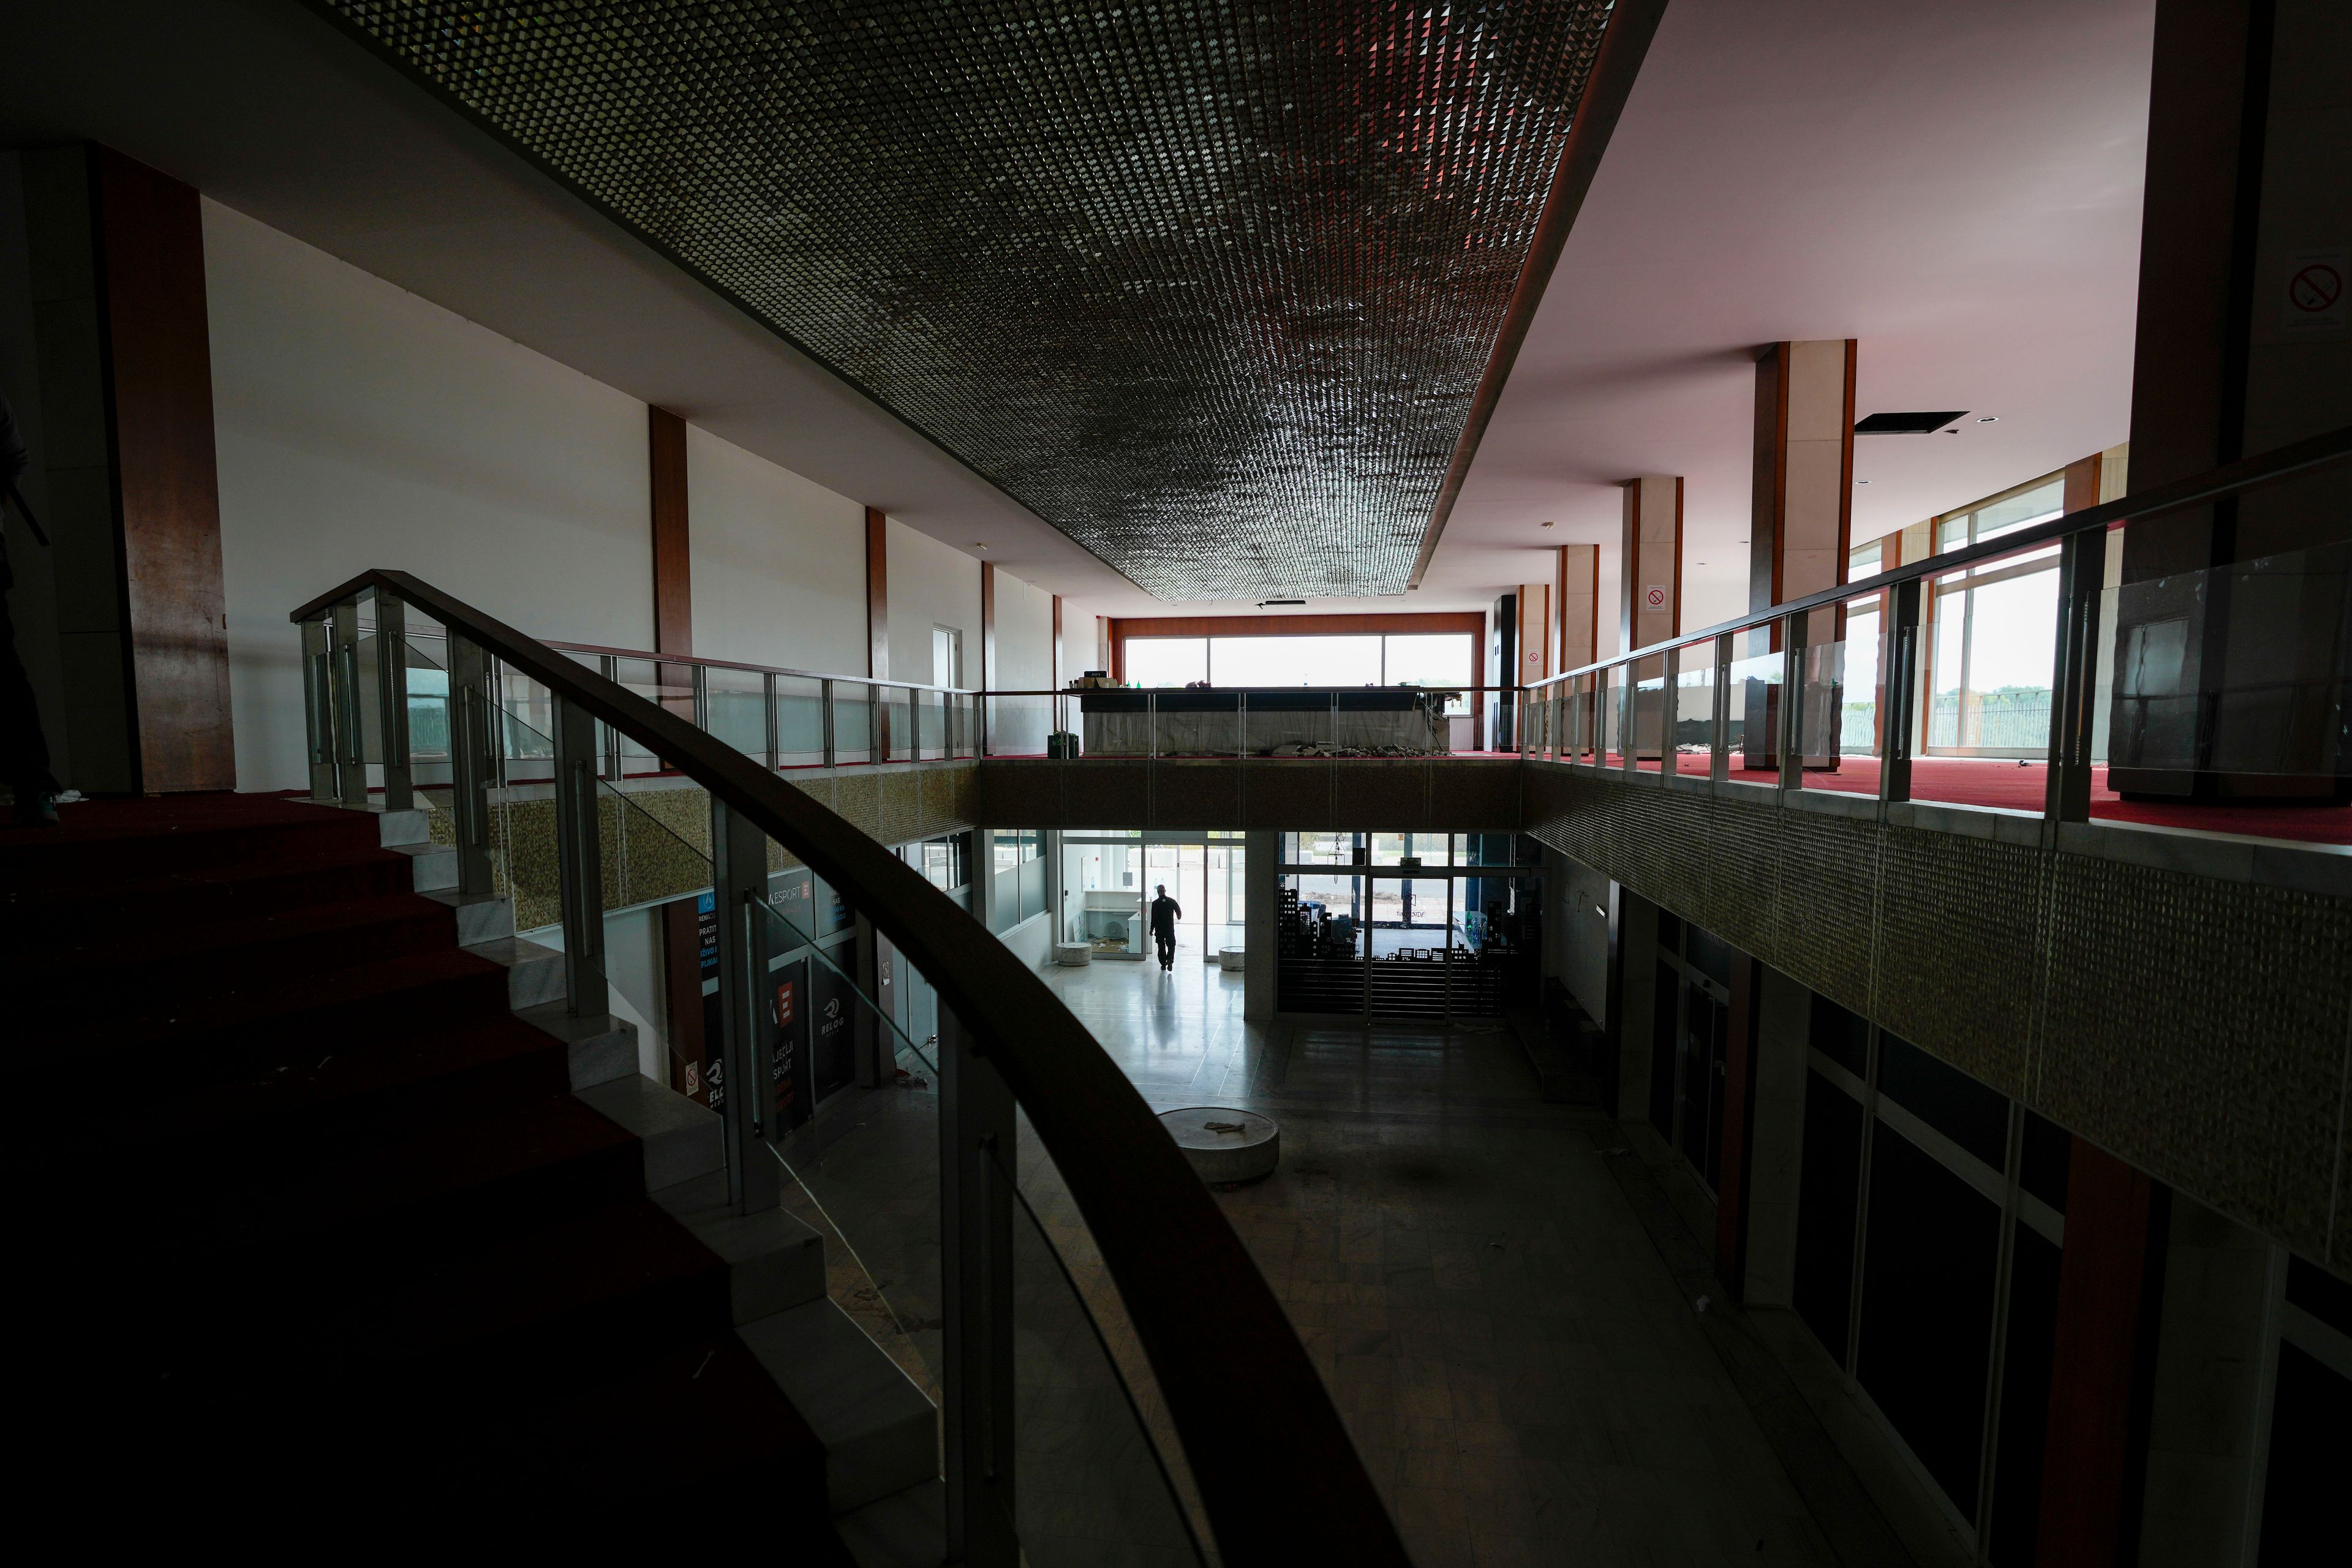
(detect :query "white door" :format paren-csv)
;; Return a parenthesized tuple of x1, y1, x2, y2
(933, 626, 962, 688)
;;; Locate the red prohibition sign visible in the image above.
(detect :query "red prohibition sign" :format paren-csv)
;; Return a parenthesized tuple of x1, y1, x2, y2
(2289, 262, 2342, 314)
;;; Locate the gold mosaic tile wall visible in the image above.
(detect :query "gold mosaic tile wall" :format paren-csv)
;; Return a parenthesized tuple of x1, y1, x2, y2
(1519, 764, 2352, 1270)
(420, 763, 979, 935)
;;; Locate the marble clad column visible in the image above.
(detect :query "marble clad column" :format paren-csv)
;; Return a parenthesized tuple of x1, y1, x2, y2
(1744, 339, 1856, 768)
(1556, 543, 1598, 671)
(1621, 478, 1681, 759)
(1619, 476, 1683, 654)
(1513, 581, 1553, 686)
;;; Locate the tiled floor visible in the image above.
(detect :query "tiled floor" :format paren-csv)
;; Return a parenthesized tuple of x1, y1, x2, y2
(1035, 946, 1834, 1567)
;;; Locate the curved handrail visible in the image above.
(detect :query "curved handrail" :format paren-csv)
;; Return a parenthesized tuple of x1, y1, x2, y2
(1525, 420, 2352, 690)
(292, 568, 1411, 1567)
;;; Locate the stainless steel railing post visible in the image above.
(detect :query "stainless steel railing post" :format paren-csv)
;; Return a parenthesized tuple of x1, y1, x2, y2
(329, 598, 368, 808)
(764, 672, 781, 772)
(552, 695, 609, 1020)
(1710, 633, 1734, 785)
(1777, 612, 1806, 794)
(821, 678, 837, 769)
(2043, 527, 2108, 838)
(447, 633, 497, 898)
(598, 655, 622, 780)
(710, 802, 782, 1216)
(1879, 581, 1922, 813)
(940, 1004, 1018, 1567)
(373, 589, 412, 813)
(300, 615, 336, 802)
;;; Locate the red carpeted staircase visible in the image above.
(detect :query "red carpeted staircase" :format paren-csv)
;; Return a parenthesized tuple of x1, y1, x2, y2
(4, 794, 844, 1536)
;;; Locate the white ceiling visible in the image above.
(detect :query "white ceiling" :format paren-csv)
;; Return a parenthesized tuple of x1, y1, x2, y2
(1434, 0, 2157, 644)
(1, 0, 2157, 639)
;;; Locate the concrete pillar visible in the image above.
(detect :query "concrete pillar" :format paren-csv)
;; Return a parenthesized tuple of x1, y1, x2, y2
(1556, 543, 1599, 673)
(20, 143, 233, 794)
(1744, 339, 1855, 769)
(2108, 0, 2351, 801)
(1242, 828, 1279, 1020)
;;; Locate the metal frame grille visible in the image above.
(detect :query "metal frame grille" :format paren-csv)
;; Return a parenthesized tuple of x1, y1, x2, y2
(316, 1, 1616, 598)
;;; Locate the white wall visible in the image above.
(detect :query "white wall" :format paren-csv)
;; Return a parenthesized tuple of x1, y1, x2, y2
(885, 518, 979, 685)
(206, 200, 654, 792)
(685, 423, 865, 676)
(992, 568, 1054, 692)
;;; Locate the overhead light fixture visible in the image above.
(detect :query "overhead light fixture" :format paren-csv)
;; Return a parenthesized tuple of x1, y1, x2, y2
(1540, 520, 1556, 529)
(973, 541, 987, 549)
(1856, 479, 1871, 485)
(1977, 416, 1998, 423)
(1855, 410, 1967, 435)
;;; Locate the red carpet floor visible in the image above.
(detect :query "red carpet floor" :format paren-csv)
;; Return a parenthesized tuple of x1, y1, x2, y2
(1623, 754, 2349, 845)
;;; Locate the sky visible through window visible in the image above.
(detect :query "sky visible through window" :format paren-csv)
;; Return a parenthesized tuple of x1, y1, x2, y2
(1123, 632, 1475, 709)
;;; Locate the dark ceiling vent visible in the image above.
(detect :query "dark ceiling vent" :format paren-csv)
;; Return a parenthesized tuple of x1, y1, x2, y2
(1855, 410, 1969, 435)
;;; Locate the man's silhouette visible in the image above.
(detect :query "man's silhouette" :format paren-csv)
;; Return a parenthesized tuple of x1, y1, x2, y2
(1148, 883, 1182, 971)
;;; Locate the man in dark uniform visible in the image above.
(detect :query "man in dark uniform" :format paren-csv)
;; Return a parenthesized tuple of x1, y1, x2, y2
(1148, 883, 1182, 971)
(1, 392, 59, 827)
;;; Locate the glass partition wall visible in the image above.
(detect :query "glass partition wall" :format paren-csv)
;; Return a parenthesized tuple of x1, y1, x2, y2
(1059, 831, 1246, 962)
(1276, 832, 1539, 1019)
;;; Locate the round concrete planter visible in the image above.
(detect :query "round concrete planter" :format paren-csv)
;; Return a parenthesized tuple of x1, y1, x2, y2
(1158, 1107, 1280, 1186)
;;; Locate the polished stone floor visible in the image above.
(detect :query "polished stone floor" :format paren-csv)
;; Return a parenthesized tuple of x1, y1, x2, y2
(1034, 941, 1834, 1568)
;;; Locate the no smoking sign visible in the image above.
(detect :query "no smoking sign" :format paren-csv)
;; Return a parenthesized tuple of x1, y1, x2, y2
(2283, 249, 2346, 336)
(1642, 584, 1670, 612)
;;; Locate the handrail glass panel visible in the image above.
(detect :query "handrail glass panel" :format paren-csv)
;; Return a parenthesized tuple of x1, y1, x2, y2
(1673, 649, 1715, 775)
(706, 666, 769, 762)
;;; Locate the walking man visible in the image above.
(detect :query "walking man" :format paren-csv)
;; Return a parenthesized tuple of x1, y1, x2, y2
(1148, 883, 1182, 971)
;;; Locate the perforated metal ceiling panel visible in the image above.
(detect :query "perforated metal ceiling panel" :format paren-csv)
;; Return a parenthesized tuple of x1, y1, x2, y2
(317, 1, 1615, 598)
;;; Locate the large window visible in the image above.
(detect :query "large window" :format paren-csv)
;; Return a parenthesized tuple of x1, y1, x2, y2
(1122, 630, 1476, 714)
(1926, 476, 2064, 755)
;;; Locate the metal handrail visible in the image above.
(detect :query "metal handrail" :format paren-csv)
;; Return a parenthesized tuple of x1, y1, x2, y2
(289, 568, 1409, 1567)
(1525, 421, 2352, 690)
(542, 638, 980, 698)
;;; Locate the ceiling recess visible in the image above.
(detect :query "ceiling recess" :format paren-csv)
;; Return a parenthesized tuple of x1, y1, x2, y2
(1854, 410, 1970, 435)
(314, 0, 1616, 600)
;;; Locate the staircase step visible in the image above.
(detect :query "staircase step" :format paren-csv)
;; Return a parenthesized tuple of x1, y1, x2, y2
(741, 1298, 941, 1513)
(158, 1093, 646, 1275)
(32, 946, 516, 1091)
(0, 794, 380, 887)
(0, 845, 413, 947)
(276, 1196, 733, 1392)
(21, 1016, 570, 1158)
(5, 893, 458, 1014)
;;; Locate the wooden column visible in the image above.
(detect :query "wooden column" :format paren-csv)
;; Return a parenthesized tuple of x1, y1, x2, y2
(2109, 0, 2350, 800)
(1744, 339, 1856, 768)
(649, 407, 691, 657)
(649, 408, 700, 1054)
(2037, 1140, 2167, 1567)
(979, 560, 997, 693)
(22, 143, 232, 794)
(865, 507, 889, 679)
